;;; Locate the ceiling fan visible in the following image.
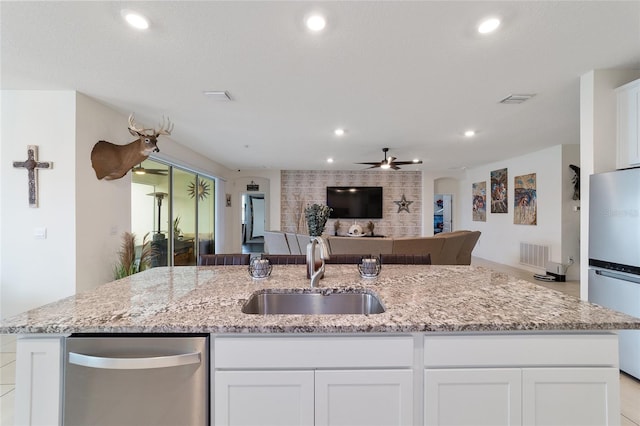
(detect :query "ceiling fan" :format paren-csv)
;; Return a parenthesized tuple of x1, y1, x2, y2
(132, 163, 168, 176)
(356, 148, 422, 170)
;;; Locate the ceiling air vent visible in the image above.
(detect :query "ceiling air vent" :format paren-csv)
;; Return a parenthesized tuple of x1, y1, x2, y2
(203, 90, 232, 101)
(499, 94, 535, 104)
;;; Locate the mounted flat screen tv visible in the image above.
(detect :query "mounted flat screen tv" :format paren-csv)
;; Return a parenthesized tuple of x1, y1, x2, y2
(326, 186, 383, 219)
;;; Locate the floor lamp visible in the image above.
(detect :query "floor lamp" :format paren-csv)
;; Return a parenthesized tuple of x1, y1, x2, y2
(147, 192, 168, 241)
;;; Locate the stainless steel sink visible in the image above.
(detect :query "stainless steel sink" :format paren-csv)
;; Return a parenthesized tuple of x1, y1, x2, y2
(241, 289, 386, 315)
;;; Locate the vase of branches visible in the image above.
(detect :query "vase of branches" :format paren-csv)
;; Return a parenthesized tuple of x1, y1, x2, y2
(304, 204, 332, 279)
(333, 219, 342, 236)
(366, 221, 375, 236)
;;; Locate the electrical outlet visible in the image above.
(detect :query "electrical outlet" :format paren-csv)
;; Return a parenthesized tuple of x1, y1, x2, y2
(33, 227, 47, 239)
(567, 256, 574, 264)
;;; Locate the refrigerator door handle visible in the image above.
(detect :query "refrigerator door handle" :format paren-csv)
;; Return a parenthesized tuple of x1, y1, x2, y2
(68, 351, 201, 370)
(594, 269, 640, 284)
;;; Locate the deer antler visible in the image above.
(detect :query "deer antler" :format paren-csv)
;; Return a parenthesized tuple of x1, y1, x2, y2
(128, 114, 155, 136)
(154, 116, 174, 136)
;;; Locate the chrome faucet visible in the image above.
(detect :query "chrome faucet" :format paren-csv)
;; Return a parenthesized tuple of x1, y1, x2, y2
(307, 236, 328, 287)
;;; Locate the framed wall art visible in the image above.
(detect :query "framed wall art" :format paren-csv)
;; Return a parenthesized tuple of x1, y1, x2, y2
(472, 181, 486, 222)
(514, 173, 537, 225)
(490, 168, 508, 213)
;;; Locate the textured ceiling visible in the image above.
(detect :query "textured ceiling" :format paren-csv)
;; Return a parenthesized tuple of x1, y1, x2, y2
(2, 1, 639, 172)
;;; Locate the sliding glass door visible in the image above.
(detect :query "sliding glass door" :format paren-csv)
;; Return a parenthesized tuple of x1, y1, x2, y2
(197, 176, 215, 257)
(132, 159, 215, 267)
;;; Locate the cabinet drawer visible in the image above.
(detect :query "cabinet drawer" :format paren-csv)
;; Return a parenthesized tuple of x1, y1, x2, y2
(424, 333, 618, 368)
(215, 334, 414, 369)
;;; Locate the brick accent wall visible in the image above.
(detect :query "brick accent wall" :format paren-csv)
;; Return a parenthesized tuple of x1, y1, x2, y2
(281, 170, 422, 237)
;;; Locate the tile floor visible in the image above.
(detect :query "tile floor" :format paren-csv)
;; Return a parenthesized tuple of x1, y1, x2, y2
(1, 260, 638, 425)
(1, 334, 16, 426)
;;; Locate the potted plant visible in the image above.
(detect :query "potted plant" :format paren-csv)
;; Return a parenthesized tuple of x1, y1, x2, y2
(114, 232, 153, 279)
(173, 216, 183, 239)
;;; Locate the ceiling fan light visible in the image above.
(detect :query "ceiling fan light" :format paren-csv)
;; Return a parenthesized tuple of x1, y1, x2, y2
(380, 163, 391, 170)
(132, 164, 146, 175)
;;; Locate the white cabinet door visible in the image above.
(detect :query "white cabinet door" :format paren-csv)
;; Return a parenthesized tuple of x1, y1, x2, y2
(215, 370, 315, 426)
(15, 337, 63, 426)
(522, 368, 620, 426)
(617, 79, 640, 168)
(424, 368, 522, 426)
(315, 370, 413, 426)
(632, 83, 640, 165)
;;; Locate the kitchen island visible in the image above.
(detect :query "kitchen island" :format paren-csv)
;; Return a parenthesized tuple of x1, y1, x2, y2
(2, 264, 640, 425)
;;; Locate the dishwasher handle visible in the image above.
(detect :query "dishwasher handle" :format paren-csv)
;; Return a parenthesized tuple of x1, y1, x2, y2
(68, 351, 201, 370)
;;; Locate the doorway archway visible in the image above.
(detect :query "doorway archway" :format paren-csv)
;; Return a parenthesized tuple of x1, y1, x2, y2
(241, 192, 265, 253)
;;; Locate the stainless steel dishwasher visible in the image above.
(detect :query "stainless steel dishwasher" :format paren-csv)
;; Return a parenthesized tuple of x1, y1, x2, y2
(63, 334, 208, 426)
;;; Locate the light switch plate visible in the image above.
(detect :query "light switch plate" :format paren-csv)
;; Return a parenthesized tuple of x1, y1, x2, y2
(34, 227, 47, 239)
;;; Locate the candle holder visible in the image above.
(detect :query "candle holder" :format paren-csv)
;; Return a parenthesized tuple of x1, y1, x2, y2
(358, 256, 381, 278)
(248, 256, 272, 279)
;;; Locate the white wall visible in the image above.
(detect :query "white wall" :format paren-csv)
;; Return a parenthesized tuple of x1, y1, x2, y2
(75, 93, 132, 293)
(434, 178, 458, 194)
(225, 173, 277, 253)
(458, 145, 580, 279)
(1, 91, 77, 318)
(561, 144, 581, 279)
(1, 91, 237, 319)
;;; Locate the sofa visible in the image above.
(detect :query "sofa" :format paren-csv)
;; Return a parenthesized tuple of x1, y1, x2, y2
(264, 230, 481, 265)
(326, 230, 481, 265)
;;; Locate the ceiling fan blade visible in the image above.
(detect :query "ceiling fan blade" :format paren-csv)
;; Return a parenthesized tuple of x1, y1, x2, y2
(390, 165, 401, 170)
(392, 160, 421, 166)
(366, 165, 381, 169)
(356, 162, 383, 166)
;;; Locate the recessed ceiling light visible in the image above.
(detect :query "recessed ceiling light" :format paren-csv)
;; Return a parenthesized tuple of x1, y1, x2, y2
(334, 128, 345, 136)
(121, 9, 149, 30)
(464, 130, 476, 137)
(306, 14, 326, 32)
(327, 158, 334, 163)
(478, 17, 500, 34)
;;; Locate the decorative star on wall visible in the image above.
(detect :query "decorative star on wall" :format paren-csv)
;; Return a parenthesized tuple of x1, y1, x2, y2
(394, 194, 413, 213)
(188, 180, 210, 201)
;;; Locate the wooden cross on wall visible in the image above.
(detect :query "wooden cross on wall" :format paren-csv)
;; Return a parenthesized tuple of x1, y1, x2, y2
(13, 145, 53, 208)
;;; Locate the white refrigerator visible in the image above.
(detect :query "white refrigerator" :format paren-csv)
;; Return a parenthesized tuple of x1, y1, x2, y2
(588, 167, 640, 379)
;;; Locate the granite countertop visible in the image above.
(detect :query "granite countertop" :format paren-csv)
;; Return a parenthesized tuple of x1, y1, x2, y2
(1, 265, 640, 334)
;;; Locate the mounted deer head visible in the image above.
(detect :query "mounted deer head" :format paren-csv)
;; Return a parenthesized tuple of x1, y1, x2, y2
(91, 114, 174, 180)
